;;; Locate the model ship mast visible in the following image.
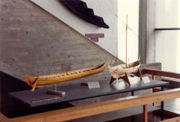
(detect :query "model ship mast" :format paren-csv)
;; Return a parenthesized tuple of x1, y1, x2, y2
(125, 15, 128, 67)
(108, 15, 142, 85)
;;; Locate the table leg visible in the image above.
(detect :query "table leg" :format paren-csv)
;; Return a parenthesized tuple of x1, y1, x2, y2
(161, 86, 164, 120)
(143, 104, 148, 122)
(131, 91, 134, 96)
(131, 115, 134, 122)
(131, 91, 134, 122)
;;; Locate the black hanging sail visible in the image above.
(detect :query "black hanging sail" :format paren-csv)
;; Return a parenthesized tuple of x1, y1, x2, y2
(59, 0, 109, 28)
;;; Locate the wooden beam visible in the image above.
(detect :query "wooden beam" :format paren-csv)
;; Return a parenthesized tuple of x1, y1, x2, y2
(141, 69, 180, 79)
(2, 88, 180, 122)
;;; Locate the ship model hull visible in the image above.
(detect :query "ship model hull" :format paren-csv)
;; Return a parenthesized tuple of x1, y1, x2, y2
(24, 62, 107, 91)
(108, 60, 141, 85)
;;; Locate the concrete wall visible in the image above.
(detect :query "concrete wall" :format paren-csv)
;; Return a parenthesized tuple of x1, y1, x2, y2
(0, 0, 122, 83)
(155, 0, 180, 73)
(31, 0, 119, 57)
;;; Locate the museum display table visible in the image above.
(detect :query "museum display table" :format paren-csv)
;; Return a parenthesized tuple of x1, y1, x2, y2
(9, 79, 169, 107)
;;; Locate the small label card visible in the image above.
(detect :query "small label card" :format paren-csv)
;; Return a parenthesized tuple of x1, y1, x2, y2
(81, 81, 100, 89)
(142, 76, 151, 83)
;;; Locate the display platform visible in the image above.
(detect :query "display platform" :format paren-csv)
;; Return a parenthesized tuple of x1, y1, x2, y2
(9, 79, 169, 107)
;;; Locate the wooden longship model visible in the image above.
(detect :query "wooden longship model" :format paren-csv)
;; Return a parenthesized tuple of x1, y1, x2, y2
(108, 60, 142, 85)
(24, 62, 107, 91)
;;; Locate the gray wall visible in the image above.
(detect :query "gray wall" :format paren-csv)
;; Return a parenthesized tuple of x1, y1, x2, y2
(0, 0, 123, 85)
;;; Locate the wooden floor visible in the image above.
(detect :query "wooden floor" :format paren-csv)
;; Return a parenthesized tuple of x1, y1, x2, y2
(107, 110, 175, 122)
(164, 98, 180, 114)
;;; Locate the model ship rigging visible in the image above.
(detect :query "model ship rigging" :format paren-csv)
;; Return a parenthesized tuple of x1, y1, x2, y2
(108, 15, 142, 85)
(24, 62, 107, 91)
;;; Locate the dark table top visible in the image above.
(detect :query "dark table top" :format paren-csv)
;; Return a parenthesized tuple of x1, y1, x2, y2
(9, 79, 169, 107)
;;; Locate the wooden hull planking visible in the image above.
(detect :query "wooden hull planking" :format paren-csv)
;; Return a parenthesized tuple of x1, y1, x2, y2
(24, 62, 107, 91)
